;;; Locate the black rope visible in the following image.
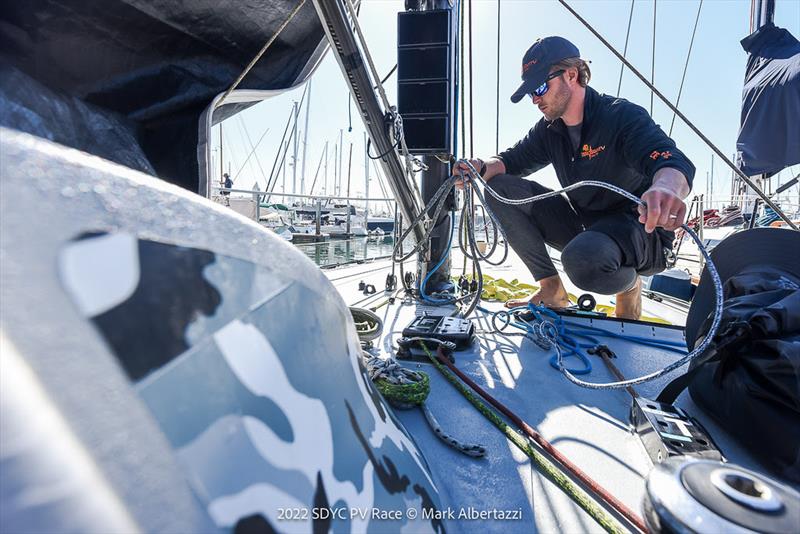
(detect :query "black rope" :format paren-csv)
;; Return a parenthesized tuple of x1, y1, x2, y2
(366, 138, 400, 160)
(669, 0, 703, 137)
(554, 0, 798, 231)
(616, 0, 635, 97)
(377, 64, 397, 87)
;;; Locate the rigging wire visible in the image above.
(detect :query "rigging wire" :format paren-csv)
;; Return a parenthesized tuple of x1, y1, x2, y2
(341, 0, 429, 184)
(307, 144, 328, 195)
(347, 95, 353, 132)
(233, 117, 270, 184)
(669, 0, 704, 137)
(650, 0, 657, 116)
(616, 0, 635, 97)
(495, 0, 501, 154)
(460, 0, 466, 159)
(233, 118, 257, 184)
(468, 0, 474, 157)
(458, 159, 724, 391)
(342, 0, 393, 112)
(366, 138, 401, 160)
(377, 64, 397, 87)
(217, 0, 307, 109)
(394, 158, 724, 390)
(554, 0, 798, 230)
(265, 84, 309, 200)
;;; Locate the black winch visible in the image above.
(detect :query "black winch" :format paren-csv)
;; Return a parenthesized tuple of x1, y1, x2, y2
(643, 458, 800, 533)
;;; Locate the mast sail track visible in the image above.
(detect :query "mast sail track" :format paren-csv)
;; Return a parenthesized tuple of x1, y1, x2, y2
(311, 0, 428, 245)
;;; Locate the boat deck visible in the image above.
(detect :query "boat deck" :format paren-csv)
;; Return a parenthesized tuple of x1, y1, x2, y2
(326, 248, 772, 532)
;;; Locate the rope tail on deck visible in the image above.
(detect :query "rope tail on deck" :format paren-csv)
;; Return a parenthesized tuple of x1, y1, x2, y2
(420, 342, 647, 533)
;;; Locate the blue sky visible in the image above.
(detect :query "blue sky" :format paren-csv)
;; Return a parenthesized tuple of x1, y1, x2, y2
(216, 0, 799, 207)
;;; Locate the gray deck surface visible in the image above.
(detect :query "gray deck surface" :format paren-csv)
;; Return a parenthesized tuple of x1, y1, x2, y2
(326, 247, 774, 533)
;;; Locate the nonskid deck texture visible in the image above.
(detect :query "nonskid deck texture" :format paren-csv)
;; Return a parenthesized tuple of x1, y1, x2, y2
(327, 249, 766, 533)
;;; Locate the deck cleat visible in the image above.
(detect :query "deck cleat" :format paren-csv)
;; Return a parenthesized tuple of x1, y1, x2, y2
(630, 396, 724, 464)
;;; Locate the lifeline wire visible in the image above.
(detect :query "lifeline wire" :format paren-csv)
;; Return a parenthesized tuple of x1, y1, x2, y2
(455, 159, 725, 391)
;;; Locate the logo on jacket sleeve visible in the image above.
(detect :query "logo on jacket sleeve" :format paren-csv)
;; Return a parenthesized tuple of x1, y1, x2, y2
(581, 144, 606, 159)
(649, 150, 672, 160)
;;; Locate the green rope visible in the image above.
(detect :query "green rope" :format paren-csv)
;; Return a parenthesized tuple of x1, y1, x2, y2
(419, 343, 626, 534)
(366, 355, 487, 458)
(374, 370, 430, 409)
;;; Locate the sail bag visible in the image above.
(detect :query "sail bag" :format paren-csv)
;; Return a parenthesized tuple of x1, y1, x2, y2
(662, 229, 800, 483)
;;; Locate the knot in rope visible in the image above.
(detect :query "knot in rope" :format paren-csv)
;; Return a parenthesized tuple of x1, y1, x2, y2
(532, 319, 558, 350)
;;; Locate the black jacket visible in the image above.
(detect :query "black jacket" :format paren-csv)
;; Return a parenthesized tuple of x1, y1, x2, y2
(498, 86, 695, 219)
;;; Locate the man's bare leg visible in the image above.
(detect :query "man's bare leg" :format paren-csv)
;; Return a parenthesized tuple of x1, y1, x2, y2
(614, 275, 642, 320)
(505, 274, 571, 309)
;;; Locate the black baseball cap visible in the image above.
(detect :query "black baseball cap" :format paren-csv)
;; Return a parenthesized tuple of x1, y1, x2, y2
(510, 36, 581, 103)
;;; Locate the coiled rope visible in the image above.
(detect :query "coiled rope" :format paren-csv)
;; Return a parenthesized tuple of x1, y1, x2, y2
(351, 308, 485, 458)
(365, 356, 486, 459)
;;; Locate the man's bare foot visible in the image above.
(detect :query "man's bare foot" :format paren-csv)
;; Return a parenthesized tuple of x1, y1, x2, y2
(505, 275, 571, 309)
(614, 276, 642, 320)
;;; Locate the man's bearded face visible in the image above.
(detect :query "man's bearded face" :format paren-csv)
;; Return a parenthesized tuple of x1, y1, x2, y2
(533, 74, 572, 122)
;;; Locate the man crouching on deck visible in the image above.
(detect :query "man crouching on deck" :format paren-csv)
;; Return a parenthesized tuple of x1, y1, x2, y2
(454, 36, 695, 320)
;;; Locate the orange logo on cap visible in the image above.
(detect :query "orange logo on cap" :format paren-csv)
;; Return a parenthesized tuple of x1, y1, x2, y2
(581, 144, 606, 159)
(522, 59, 538, 74)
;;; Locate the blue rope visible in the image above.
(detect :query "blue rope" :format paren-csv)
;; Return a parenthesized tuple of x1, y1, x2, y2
(419, 214, 456, 303)
(483, 303, 687, 376)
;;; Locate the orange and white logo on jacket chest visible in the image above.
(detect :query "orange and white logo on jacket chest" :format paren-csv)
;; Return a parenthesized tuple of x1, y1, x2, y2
(580, 144, 606, 160)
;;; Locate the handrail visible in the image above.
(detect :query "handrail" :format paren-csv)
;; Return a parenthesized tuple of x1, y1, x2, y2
(215, 187, 395, 203)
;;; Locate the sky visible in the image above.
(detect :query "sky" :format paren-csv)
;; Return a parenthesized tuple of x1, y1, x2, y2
(214, 0, 800, 210)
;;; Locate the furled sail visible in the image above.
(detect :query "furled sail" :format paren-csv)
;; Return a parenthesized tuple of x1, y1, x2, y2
(736, 23, 800, 176)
